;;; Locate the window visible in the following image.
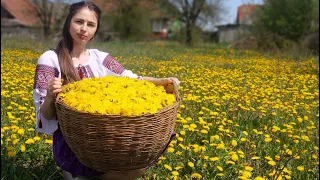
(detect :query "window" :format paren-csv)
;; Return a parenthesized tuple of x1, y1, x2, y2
(152, 19, 166, 32)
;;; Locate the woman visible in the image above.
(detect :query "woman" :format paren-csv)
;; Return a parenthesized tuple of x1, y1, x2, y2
(33, 1, 180, 179)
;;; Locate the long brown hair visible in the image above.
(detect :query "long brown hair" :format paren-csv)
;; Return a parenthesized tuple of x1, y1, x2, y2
(56, 1, 101, 85)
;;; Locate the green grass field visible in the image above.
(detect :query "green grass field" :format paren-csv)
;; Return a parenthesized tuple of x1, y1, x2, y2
(1, 38, 319, 180)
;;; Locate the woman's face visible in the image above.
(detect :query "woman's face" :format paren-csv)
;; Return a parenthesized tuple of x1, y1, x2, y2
(69, 7, 98, 45)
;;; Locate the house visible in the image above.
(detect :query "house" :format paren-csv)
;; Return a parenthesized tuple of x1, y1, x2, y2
(216, 4, 260, 43)
(236, 4, 258, 25)
(91, 0, 174, 40)
(1, 0, 40, 38)
(1, 0, 176, 40)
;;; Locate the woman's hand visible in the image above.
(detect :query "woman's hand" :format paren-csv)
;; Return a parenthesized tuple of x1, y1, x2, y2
(141, 77, 180, 93)
(46, 77, 63, 102)
(163, 77, 180, 93)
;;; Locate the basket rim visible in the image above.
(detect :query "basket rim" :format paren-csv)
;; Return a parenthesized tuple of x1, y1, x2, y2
(55, 83, 182, 118)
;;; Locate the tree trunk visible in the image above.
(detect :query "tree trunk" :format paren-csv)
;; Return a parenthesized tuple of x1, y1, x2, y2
(186, 22, 192, 46)
(43, 25, 51, 40)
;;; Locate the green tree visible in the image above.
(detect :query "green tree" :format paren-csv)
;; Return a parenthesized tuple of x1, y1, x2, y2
(257, 0, 314, 41)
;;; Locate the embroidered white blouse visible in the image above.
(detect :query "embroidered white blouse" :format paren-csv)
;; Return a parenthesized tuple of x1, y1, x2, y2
(33, 49, 139, 135)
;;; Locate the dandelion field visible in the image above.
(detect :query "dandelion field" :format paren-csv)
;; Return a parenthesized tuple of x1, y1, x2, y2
(1, 40, 319, 180)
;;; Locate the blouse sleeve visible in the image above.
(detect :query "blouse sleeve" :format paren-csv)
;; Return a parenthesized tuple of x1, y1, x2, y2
(91, 49, 141, 78)
(33, 50, 60, 135)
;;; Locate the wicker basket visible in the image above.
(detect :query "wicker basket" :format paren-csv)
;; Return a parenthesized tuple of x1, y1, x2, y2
(55, 82, 181, 172)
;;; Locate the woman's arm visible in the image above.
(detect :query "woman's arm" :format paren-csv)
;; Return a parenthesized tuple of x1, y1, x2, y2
(40, 95, 57, 120)
(142, 77, 180, 86)
(92, 50, 181, 90)
(142, 77, 180, 93)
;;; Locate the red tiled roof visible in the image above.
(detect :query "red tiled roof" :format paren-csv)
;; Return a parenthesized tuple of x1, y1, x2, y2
(90, 0, 115, 14)
(1, 0, 39, 27)
(236, 4, 259, 24)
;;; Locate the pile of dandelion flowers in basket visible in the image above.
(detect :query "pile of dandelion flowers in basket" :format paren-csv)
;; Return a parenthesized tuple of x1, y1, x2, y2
(59, 76, 176, 116)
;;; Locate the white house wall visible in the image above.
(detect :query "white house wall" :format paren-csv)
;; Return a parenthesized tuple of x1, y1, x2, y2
(218, 26, 250, 43)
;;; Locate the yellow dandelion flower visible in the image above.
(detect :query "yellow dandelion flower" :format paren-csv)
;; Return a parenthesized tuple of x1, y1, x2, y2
(210, 157, 219, 162)
(297, 166, 304, 171)
(269, 169, 276, 176)
(164, 164, 172, 171)
(190, 124, 197, 128)
(226, 160, 235, 165)
(171, 171, 179, 176)
(25, 138, 35, 144)
(200, 129, 208, 134)
(264, 137, 272, 142)
(211, 135, 219, 140)
(285, 175, 291, 179)
(45, 139, 53, 144)
(20, 145, 26, 152)
(301, 135, 310, 142)
(286, 149, 292, 155)
(217, 142, 225, 149)
(188, 162, 194, 168)
(191, 173, 202, 179)
(245, 166, 253, 171)
(8, 151, 16, 157)
(231, 140, 237, 147)
(167, 147, 175, 153)
(33, 136, 41, 141)
(231, 154, 239, 161)
(216, 166, 223, 171)
(265, 156, 273, 161)
(17, 129, 24, 136)
(12, 139, 19, 145)
(254, 177, 266, 180)
(177, 137, 184, 141)
(268, 160, 276, 166)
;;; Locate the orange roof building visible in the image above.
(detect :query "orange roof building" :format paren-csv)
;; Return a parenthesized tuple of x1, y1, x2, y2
(236, 4, 259, 25)
(1, 0, 40, 27)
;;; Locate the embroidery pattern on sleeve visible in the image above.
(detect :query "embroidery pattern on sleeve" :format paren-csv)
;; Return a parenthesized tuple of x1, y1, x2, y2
(34, 64, 59, 89)
(102, 54, 125, 75)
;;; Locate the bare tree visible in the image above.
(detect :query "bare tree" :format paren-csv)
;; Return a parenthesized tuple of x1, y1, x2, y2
(33, 0, 55, 39)
(157, 0, 224, 46)
(32, 0, 71, 40)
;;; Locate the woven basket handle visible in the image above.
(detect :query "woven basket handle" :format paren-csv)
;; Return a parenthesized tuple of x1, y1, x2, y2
(55, 94, 62, 111)
(173, 81, 182, 106)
